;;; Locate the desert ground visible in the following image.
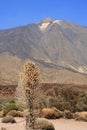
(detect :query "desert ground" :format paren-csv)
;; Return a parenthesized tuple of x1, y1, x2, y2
(0, 118, 87, 130)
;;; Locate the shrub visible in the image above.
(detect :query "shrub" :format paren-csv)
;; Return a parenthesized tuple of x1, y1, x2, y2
(63, 110, 73, 119)
(42, 108, 55, 119)
(16, 102, 27, 111)
(1, 116, 16, 123)
(3, 103, 18, 116)
(7, 110, 17, 117)
(0, 110, 3, 117)
(35, 118, 55, 130)
(74, 112, 87, 122)
(53, 107, 63, 119)
(42, 108, 63, 119)
(44, 86, 87, 112)
(7, 110, 23, 117)
(44, 87, 78, 112)
(22, 109, 29, 117)
(17, 111, 23, 117)
(0, 104, 3, 111)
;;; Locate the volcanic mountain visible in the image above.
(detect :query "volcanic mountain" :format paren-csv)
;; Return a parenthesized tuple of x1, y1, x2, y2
(0, 18, 87, 84)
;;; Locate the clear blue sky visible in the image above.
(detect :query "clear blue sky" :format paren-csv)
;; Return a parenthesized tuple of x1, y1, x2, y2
(0, 0, 87, 29)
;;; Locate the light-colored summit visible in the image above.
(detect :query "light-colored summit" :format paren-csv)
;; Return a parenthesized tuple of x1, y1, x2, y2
(39, 22, 50, 31)
(38, 18, 62, 31)
(53, 20, 62, 24)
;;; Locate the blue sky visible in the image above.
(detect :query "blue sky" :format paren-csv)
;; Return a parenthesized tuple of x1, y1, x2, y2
(0, 0, 87, 29)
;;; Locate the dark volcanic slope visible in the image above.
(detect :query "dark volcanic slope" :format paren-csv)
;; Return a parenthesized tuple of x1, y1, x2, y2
(0, 18, 87, 84)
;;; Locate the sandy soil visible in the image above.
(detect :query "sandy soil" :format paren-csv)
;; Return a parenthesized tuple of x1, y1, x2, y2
(49, 119, 87, 130)
(0, 118, 87, 130)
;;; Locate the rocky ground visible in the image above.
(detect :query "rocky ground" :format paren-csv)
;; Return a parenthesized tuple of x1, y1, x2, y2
(0, 118, 87, 130)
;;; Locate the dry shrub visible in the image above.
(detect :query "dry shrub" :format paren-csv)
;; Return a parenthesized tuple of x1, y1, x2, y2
(42, 108, 63, 119)
(63, 110, 73, 119)
(44, 86, 87, 112)
(1, 116, 16, 123)
(17, 111, 23, 117)
(7, 110, 17, 117)
(42, 108, 55, 119)
(52, 107, 63, 118)
(7, 110, 23, 117)
(74, 112, 87, 121)
(35, 118, 55, 130)
(3, 103, 18, 116)
(22, 109, 29, 117)
(0, 110, 3, 117)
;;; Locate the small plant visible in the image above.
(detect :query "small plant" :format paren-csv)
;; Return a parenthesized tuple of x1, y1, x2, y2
(16, 102, 27, 111)
(35, 118, 55, 130)
(0, 104, 4, 111)
(7, 110, 17, 117)
(17, 111, 23, 117)
(3, 103, 18, 116)
(1, 116, 16, 123)
(7, 110, 23, 117)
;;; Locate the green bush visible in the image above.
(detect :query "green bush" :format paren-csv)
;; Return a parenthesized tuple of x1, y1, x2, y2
(0, 104, 4, 111)
(16, 102, 27, 111)
(0, 98, 15, 105)
(1, 116, 16, 123)
(35, 118, 55, 130)
(3, 103, 18, 116)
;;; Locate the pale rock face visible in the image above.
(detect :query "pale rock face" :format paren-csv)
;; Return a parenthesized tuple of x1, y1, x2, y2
(53, 20, 62, 24)
(39, 22, 50, 31)
(39, 19, 62, 31)
(61, 61, 87, 74)
(78, 66, 87, 74)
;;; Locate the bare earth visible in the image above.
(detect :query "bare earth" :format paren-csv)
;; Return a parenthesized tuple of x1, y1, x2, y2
(0, 118, 87, 130)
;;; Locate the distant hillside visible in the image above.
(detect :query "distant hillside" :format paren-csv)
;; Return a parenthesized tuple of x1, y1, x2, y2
(0, 18, 87, 84)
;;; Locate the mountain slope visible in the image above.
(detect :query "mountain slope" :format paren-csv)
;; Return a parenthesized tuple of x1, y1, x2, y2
(38, 19, 87, 73)
(0, 18, 87, 84)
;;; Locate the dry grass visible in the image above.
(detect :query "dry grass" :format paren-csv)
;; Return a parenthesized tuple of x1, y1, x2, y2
(74, 112, 87, 121)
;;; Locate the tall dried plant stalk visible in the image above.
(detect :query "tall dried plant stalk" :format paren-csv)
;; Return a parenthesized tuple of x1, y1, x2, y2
(20, 61, 41, 129)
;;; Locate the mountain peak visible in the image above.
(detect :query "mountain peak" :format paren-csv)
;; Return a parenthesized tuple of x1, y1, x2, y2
(40, 18, 54, 23)
(38, 18, 62, 31)
(38, 18, 54, 31)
